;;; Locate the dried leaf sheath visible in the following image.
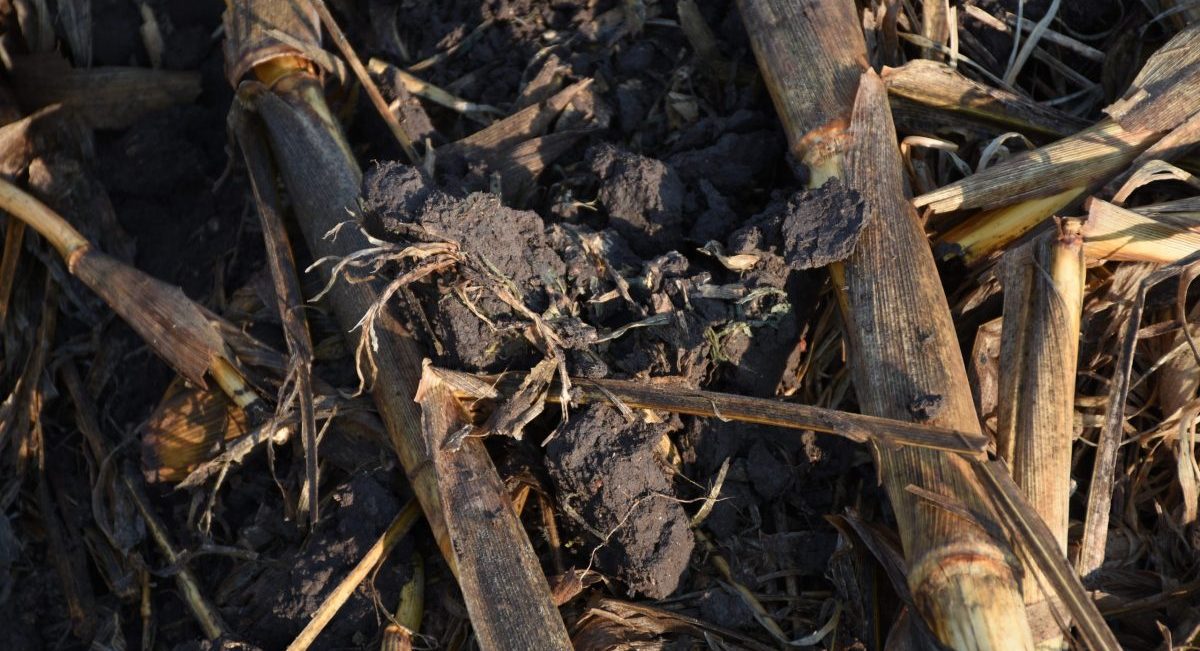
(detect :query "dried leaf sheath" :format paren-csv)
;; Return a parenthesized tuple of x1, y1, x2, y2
(416, 367, 572, 649)
(997, 220, 1084, 549)
(737, 1, 1034, 647)
(241, 75, 450, 559)
(996, 220, 1085, 641)
(844, 71, 1035, 651)
(1082, 197, 1200, 263)
(882, 59, 1088, 139)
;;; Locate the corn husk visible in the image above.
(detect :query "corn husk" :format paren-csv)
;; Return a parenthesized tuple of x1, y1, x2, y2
(142, 379, 248, 484)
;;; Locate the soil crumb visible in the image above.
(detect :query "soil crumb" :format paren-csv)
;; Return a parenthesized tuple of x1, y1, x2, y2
(587, 144, 685, 257)
(545, 404, 693, 599)
(362, 161, 566, 306)
(780, 178, 866, 270)
(228, 474, 405, 649)
(698, 587, 758, 631)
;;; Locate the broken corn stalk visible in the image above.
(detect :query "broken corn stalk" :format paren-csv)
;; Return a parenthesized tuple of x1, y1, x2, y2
(923, 21, 1200, 263)
(996, 219, 1085, 645)
(0, 177, 262, 409)
(736, 1, 1035, 647)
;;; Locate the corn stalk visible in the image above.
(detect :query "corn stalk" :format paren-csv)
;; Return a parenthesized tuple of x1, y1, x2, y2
(736, 1, 1034, 647)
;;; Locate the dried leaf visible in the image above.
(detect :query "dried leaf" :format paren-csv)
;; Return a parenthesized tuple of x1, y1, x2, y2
(1106, 22, 1200, 133)
(142, 380, 248, 484)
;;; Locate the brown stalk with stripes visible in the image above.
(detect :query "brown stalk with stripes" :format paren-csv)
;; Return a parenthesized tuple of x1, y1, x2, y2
(736, 1, 1034, 647)
(996, 219, 1085, 644)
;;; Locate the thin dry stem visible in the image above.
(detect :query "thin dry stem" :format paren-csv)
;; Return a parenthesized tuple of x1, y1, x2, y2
(431, 366, 989, 457)
(286, 501, 420, 651)
(304, 0, 419, 164)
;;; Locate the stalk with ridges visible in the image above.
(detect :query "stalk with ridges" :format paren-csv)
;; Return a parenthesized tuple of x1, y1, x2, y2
(736, 1, 1034, 647)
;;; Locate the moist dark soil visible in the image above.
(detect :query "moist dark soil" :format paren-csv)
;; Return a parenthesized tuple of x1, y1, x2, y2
(544, 404, 693, 599)
(0, 0, 861, 645)
(227, 473, 409, 649)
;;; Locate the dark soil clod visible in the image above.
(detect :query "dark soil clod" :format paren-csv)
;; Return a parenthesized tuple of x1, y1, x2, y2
(545, 404, 694, 599)
(780, 178, 867, 270)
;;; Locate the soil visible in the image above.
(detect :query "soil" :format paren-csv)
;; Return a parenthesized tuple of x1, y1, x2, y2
(780, 179, 867, 271)
(587, 143, 686, 257)
(0, 0, 848, 645)
(544, 404, 693, 599)
(226, 474, 410, 649)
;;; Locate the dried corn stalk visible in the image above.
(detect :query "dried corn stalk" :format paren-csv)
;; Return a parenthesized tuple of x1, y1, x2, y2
(223, 0, 572, 644)
(736, 1, 1034, 647)
(922, 21, 1200, 262)
(996, 219, 1085, 644)
(883, 59, 1088, 139)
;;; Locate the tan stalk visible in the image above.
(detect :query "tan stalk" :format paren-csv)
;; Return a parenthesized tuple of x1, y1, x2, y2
(921, 0, 949, 61)
(938, 186, 1085, 264)
(996, 219, 1085, 646)
(882, 59, 1089, 139)
(736, 1, 1034, 648)
(416, 366, 573, 649)
(914, 119, 1158, 214)
(1081, 197, 1200, 263)
(380, 552, 424, 651)
(0, 219, 24, 326)
(367, 58, 501, 117)
(921, 21, 1200, 261)
(229, 105, 321, 524)
(303, 0, 419, 164)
